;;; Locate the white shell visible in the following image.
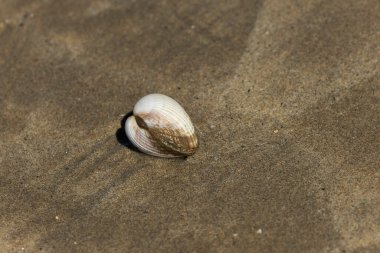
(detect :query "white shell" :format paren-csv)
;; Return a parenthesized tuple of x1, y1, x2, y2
(125, 94, 198, 158)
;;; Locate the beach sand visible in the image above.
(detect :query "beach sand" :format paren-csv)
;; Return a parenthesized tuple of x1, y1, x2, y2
(0, 0, 379, 252)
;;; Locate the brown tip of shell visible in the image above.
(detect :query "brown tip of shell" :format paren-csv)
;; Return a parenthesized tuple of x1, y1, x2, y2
(148, 127, 198, 157)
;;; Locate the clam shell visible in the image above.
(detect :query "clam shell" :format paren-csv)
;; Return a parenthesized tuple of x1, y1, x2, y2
(125, 94, 198, 157)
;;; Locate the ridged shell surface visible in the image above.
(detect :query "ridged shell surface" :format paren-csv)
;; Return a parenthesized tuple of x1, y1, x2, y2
(125, 94, 198, 157)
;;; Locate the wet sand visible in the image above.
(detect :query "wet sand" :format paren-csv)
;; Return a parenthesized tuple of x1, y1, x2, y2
(0, 0, 379, 252)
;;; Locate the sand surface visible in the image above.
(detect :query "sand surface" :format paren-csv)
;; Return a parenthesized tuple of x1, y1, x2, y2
(0, 0, 379, 252)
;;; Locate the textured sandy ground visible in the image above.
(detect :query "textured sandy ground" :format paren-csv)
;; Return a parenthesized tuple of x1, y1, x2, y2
(0, 0, 379, 252)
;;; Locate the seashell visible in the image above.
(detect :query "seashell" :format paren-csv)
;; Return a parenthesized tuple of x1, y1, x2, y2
(125, 94, 198, 158)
